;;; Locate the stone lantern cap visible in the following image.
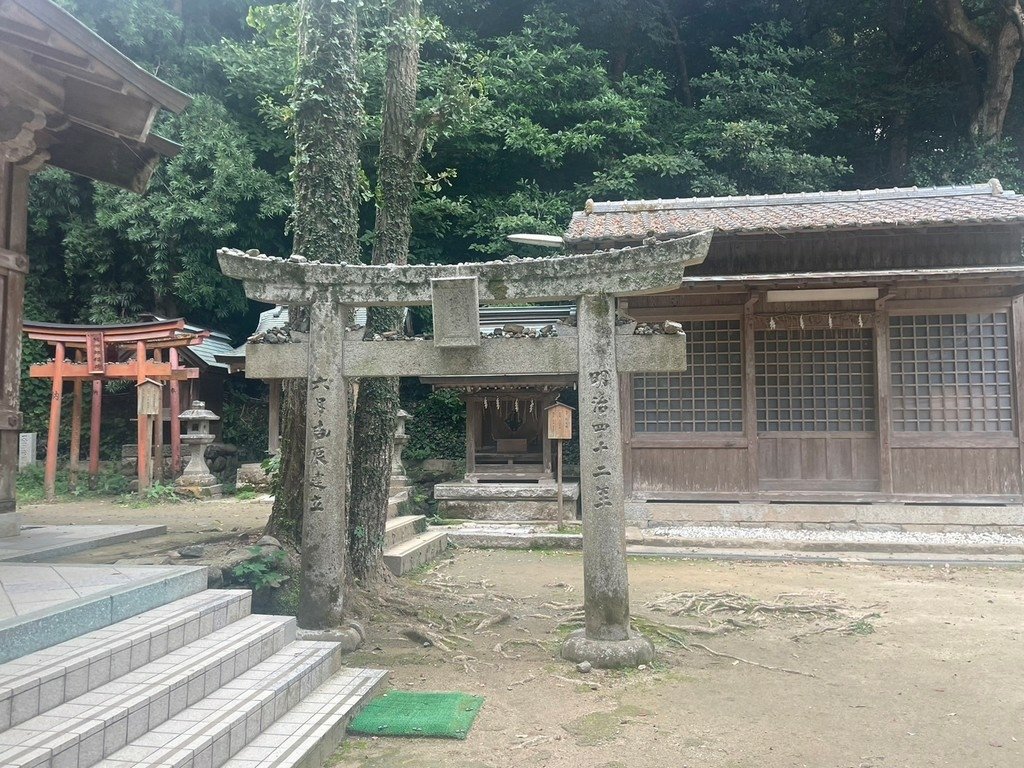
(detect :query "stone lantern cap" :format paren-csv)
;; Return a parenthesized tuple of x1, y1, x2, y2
(179, 400, 220, 423)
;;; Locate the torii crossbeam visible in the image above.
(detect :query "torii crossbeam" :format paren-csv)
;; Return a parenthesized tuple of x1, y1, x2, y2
(218, 231, 713, 666)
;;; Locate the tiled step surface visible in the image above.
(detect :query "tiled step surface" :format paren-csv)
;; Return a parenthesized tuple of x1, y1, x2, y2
(0, 583, 389, 768)
(0, 614, 295, 768)
(95, 641, 345, 768)
(0, 589, 251, 731)
(222, 668, 387, 768)
(383, 529, 450, 576)
(0, 565, 209, 665)
(383, 516, 424, 549)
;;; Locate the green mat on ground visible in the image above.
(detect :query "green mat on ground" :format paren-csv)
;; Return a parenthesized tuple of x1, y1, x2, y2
(348, 691, 484, 740)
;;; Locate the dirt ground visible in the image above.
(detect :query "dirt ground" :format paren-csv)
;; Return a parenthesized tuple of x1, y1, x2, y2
(20, 499, 1024, 767)
(17, 496, 272, 562)
(340, 550, 1024, 768)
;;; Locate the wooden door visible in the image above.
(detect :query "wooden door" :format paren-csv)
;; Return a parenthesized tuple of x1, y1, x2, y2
(755, 327, 880, 491)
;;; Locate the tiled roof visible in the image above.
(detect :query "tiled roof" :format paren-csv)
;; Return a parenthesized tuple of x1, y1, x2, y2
(564, 180, 1024, 246)
(138, 313, 233, 372)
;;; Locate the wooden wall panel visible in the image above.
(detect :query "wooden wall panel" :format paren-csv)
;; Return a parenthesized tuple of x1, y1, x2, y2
(758, 435, 879, 488)
(892, 448, 1022, 495)
(629, 447, 751, 494)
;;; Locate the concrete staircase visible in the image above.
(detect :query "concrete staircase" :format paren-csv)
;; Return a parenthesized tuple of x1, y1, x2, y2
(383, 516, 450, 576)
(0, 585, 386, 768)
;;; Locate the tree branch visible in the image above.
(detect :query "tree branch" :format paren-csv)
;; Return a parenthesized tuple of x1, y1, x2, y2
(932, 0, 993, 54)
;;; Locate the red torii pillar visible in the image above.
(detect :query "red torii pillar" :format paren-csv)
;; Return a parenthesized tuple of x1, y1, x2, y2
(23, 320, 205, 499)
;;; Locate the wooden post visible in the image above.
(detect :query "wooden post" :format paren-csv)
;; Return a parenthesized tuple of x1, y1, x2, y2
(268, 379, 281, 454)
(541, 396, 553, 476)
(1, 162, 30, 520)
(465, 396, 478, 481)
(69, 351, 83, 491)
(45, 340, 65, 501)
(556, 440, 564, 528)
(88, 379, 102, 487)
(546, 403, 574, 529)
(1012, 295, 1024, 498)
(136, 341, 149, 492)
(169, 347, 181, 476)
(874, 296, 894, 495)
(743, 292, 760, 492)
(152, 349, 164, 483)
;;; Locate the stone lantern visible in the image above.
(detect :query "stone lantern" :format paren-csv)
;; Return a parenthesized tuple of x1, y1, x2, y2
(389, 408, 412, 493)
(175, 400, 222, 498)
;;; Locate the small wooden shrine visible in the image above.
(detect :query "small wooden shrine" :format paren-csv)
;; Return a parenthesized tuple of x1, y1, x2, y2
(423, 376, 574, 483)
(23, 319, 206, 498)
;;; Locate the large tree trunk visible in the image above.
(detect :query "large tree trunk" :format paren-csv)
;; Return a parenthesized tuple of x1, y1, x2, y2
(264, 378, 305, 543)
(932, 0, 1024, 143)
(272, 0, 363, 628)
(348, 0, 424, 585)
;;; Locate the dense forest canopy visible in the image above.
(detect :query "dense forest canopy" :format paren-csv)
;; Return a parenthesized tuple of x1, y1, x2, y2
(24, 0, 1024, 335)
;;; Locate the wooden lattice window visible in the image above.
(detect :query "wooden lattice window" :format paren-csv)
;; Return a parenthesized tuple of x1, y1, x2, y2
(755, 328, 876, 432)
(889, 313, 1014, 432)
(632, 319, 743, 432)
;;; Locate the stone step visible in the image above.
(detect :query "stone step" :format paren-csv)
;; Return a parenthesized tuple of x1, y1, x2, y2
(95, 641, 344, 768)
(383, 515, 424, 549)
(0, 565, 209, 665)
(222, 668, 387, 768)
(0, 589, 251, 731)
(383, 529, 450, 576)
(0, 613, 294, 767)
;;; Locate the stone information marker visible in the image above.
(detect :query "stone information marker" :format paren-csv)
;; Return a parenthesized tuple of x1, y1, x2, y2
(17, 432, 36, 470)
(218, 230, 712, 663)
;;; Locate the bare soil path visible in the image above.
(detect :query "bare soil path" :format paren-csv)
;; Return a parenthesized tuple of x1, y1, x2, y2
(18, 496, 271, 562)
(338, 549, 1024, 768)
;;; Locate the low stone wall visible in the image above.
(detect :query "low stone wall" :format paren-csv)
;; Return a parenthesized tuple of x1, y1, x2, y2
(120, 442, 241, 486)
(435, 481, 581, 521)
(625, 501, 1024, 533)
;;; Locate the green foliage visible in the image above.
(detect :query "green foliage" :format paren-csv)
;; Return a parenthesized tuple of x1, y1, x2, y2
(143, 484, 182, 503)
(15, 465, 131, 503)
(405, 389, 465, 461)
(231, 546, 290, 590)
(909, 139, 1024, 190)
(220, 382, 270, 462)
(261, 454, 282, 497)
(687, 22, 849, 194)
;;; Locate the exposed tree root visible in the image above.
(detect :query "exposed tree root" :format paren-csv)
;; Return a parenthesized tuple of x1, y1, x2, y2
(688, 642, 817, 679)
(475, 610, 513, 633)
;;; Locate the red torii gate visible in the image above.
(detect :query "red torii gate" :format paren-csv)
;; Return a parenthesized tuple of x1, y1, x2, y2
(23, 319, 206, 498)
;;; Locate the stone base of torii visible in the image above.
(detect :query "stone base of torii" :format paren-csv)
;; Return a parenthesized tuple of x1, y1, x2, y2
(218, 230, 712, 668)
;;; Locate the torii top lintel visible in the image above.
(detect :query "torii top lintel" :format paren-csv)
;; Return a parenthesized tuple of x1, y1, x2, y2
(216, 231, 713, 307)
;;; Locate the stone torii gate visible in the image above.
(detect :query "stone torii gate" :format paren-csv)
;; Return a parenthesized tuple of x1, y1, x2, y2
(218, 230, 712, 667)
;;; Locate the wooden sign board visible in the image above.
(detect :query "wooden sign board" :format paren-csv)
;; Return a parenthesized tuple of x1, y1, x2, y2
(137, 379, 162, 416)
(546, 402, 574, 440)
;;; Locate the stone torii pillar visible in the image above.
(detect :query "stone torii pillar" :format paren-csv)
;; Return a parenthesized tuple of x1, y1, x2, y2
(218, 231, 712, 662)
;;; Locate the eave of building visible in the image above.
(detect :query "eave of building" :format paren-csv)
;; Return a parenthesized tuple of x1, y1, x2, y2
(669, 264, 1024, 293)
(0, 0, 191, 192)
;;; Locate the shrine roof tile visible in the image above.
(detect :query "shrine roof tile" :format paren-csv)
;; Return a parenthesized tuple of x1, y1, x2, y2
(565, 180, 1024, 246)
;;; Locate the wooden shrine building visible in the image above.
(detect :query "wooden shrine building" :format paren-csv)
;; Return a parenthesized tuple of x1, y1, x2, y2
(0, 0, 190, 531)
(23, 319, 205, 498)
(565, 180, 1024, 528)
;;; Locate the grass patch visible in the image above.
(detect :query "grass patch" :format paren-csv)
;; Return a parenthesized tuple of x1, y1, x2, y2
(16, 465, 131, 503)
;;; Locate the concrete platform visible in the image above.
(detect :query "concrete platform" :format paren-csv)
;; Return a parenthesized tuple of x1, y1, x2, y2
(0, 524, 167, 563)
(447, 520, 1024, 561)
(0, 564, 207, 663)
(626, 500, 1024, 532)
(435, 481, 580, 521)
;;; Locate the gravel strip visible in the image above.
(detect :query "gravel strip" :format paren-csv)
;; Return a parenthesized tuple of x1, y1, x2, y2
(645, 524, 1024, 548)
